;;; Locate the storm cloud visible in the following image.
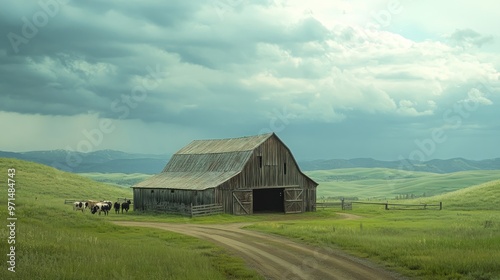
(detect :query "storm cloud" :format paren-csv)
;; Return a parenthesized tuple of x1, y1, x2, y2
(0, 0, 499, 160)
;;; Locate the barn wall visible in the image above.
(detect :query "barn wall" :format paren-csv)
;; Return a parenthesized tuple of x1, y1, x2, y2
(133, 134, 317, 215)
(220, 135, 317, 214)
(133, 188, 215, 211)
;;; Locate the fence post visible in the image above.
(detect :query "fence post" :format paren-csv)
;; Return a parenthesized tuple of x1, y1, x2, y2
(341, 198, 344, 210)
(190, 203, 193, 218)
(439, 202, 442, 210)
(385, 203, 388, 210)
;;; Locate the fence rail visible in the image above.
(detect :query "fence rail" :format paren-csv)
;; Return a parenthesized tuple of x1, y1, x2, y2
(352, 201, 442, 210)
(151, 203, 224, 217)
(316, 200, 442, 211)
(191, 204, 223, 217)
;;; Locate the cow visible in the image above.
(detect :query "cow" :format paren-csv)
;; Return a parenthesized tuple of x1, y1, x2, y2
(103, 200, 113, 209)
(121, 200, 131, 214)
(91, 202, 110, 216)
(87, 200, 98, 210)
(73, 201, 85, 212)
(113, 202, 120, 214)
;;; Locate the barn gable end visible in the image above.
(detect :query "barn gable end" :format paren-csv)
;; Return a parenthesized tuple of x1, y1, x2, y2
(132, 133, 317, 215)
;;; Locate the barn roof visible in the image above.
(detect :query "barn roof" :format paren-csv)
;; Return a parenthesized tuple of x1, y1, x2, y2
(133, 133, 274, 190)
(175, 133, 272, 154)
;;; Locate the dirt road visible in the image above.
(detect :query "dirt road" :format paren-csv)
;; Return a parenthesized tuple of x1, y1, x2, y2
(114, 220, 405, 280)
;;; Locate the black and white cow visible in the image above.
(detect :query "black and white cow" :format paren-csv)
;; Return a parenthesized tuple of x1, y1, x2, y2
(121, 200, 131, 214)
(73, 201, 86, 212)
(91, 202, 110, 216)
(103, 200, 113, 210)
(113, 202, 120, 214)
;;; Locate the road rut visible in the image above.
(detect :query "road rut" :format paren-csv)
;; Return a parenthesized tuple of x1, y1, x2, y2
(113, 221, 406, 280)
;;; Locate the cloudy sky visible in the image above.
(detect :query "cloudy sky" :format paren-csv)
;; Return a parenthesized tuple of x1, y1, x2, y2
(1, 0, 499, 161)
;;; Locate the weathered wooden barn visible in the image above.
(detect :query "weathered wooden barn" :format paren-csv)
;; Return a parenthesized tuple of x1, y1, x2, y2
(132, 133, 317, 215)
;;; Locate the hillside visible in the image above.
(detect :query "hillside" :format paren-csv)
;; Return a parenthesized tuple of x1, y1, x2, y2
(0, 157, 133, 202)
(412, 179, 500, 210)
(80, 172, 153, 188)
(300, 157, 500, 173)
(0, 149, 169, 174)
(0, 157, 263, 280)
(308, 168, 500, 200)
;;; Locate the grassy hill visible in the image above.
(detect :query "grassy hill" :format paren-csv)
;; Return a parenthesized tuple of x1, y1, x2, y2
(0, 158, 262, 280)
(79, 172, 153, 188)
(308, 168, 500, 200)
(0, 158, 133, 202)
(250, 180, 500, 278)
(408, 179, 500, 210)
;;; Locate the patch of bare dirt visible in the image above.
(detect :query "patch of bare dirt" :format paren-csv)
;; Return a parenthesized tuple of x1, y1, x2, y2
(113, 221, 406, 280)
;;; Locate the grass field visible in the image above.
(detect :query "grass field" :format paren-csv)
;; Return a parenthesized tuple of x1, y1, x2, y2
(83, 168, 500, 201)
(307, 168, 500, 200)
(2, 157, 500, 279)
(0, 158, 263, 280)
(248, 180, 500, 279)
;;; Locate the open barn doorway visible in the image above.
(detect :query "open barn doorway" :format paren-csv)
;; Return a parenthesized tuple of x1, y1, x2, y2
(253, 188, 284, 213)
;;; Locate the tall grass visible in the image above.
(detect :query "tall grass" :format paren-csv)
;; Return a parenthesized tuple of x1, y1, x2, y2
(247, 181, 500, 279)
(0, 158, 262, 279)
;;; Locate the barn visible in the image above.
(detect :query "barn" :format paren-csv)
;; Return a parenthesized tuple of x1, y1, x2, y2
(132, 133, 318, 215)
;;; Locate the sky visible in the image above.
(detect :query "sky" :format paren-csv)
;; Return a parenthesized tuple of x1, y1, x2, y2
(0, 0, 499, 161)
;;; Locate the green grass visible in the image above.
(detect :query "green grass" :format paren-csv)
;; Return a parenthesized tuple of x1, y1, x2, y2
(247, 180, 500, 279)
(406, 179, 500, 211)
(307, 168, 500, 200)
(0, 158, 263, 280)
(3, 157, 500, 279)
(79, 172, 153, 188)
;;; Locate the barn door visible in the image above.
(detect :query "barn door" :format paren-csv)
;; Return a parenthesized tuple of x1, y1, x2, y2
(284, 188, 304, 214)
(232, 190, 252, 215)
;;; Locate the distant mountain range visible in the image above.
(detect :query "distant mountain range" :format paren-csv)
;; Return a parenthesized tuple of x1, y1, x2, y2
(0, 149, 170, 174)
(1, 149, 499, 174)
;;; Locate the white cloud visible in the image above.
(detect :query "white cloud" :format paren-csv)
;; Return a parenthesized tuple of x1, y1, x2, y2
(465, 88, 493, 105)
(1, 1, 500, 159)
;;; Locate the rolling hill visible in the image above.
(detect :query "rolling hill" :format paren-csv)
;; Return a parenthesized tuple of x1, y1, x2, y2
(2, 149, 500, 174)
(0, 157, 133, 202)
(413, 179, 500, 210)
(0, 149, 170, 174)
(0, 157, 262, 280)
(299, 157, 500, 173)
(309, 168, 500, 200)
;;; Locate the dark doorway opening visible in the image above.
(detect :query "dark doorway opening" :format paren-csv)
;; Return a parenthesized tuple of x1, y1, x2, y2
(253, 188, 284, 213)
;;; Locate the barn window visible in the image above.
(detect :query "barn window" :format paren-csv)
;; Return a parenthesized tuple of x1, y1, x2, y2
(284, 162, 287, 175)
(258, 156, 262, 168)
(170, 189, 175, 193)
(151, 190, 154, 194)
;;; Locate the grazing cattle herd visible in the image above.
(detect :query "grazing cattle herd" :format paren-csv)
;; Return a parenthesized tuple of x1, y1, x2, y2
(72, 199, 132, 216)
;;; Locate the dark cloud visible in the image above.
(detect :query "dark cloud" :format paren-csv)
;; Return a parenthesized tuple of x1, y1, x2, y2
(446, 29, 494, 48)
(0, 1, 499, 159)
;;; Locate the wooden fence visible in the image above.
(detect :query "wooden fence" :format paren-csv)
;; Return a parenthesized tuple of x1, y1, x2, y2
(151, 202, 223, 217)
(317, 201, 352, 210)
(351, 201, 442, 210)
(316, 200, 442, 211)
(191, 204, 223, 217)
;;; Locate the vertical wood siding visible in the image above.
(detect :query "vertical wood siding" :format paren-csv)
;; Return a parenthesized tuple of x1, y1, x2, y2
(133, 134, 317, 215)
